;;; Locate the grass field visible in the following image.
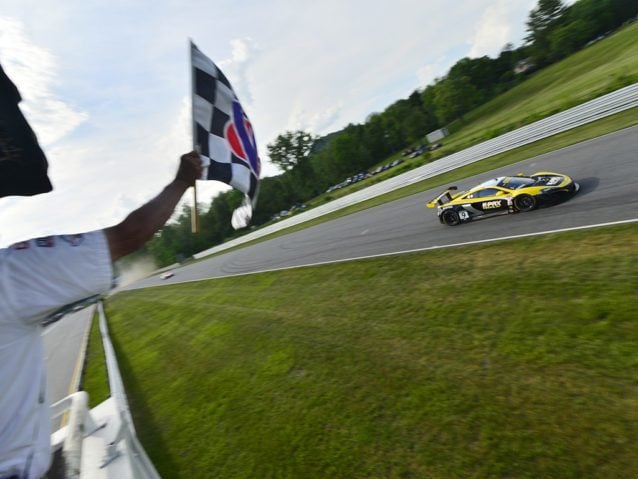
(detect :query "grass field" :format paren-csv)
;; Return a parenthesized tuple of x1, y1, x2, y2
(96, 224, 638, 478)
(441, 22, 638, 154)
(81, 311, 109, 408)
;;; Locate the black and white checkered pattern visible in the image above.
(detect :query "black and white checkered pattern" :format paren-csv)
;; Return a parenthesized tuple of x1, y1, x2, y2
(190, 42, 260, 228)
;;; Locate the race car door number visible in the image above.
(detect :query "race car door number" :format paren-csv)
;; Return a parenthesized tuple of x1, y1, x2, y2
(546, 177, 561, 185)
(459, 211, 470, 220)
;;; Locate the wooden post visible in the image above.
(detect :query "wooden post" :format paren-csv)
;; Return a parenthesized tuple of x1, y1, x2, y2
(191, 184, 199, 233)
(190, 38, 200, 234)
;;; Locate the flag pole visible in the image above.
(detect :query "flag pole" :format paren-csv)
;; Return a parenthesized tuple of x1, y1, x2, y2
(191, 178, 199, 233)
(189, 39, 200, 233)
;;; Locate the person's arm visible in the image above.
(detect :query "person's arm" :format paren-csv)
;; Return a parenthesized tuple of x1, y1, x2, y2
(104, 151, 202, 261)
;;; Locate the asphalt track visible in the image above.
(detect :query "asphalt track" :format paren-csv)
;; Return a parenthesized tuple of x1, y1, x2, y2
(42, 308, 92, 408)
(128, 125, 638, 290)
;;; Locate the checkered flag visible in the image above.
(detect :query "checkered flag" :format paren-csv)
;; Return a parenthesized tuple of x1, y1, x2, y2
(190, 41, 261, 229)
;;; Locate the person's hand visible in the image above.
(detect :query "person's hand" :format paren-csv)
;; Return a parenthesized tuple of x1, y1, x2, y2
(106, 150, 204, 260)
(175, 150, 203, 187)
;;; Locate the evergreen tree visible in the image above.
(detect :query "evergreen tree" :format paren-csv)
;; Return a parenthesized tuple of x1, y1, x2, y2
(526, 0, 567, 65)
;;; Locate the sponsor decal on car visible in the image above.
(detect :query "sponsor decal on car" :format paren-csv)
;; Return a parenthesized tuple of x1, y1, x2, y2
(482, 200, 502, 209)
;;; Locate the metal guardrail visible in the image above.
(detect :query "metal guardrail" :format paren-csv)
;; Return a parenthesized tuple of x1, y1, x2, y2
(97, 301, 161, 478)
(50, 391, 104, 479)
(194, 83, 638, 259)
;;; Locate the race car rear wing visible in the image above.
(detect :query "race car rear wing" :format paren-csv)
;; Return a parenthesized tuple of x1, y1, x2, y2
(426, 186, 458, 208)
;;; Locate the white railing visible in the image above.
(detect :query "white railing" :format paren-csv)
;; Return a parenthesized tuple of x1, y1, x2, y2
(50, 391, 105, 479)
(97, 301, 161, 478)
(194, 83, 638, 259)
(49, 305, 161, 478)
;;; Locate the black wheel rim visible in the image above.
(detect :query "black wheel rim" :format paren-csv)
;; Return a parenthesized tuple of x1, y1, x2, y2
(518, 196, 533, 209)
(444, 211, 458, 225)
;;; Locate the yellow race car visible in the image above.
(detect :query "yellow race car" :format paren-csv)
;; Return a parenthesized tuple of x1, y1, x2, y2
(426, 172, 579, 226)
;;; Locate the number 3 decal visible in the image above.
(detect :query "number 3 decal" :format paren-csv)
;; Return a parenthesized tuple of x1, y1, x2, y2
(547, 177, 560, 185)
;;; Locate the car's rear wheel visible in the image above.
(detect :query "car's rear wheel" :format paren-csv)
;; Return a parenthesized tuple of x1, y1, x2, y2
(441, 209, 461, 226)
(514, 194, 536, 212)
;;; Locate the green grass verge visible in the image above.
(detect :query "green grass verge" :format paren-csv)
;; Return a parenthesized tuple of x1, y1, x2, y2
(82, 311, 110, 408)
(435, 22, 638, 156)
(102, 224, 638, 478)
(196, 106, 638, 260)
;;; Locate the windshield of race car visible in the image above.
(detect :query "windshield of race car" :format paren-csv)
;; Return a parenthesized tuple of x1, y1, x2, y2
(497, 177, 536, 189)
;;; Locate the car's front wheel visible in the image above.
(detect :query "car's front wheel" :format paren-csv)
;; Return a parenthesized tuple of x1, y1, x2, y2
(441, 209, 461, 226)
(514, 194, 536, 212)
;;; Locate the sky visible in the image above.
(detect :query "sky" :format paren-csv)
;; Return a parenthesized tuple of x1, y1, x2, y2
(0, 0, 544, 246)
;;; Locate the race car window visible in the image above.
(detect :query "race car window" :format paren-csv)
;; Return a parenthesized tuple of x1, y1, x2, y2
(475, 188, 500, 198)
(498, 177, 535, 189)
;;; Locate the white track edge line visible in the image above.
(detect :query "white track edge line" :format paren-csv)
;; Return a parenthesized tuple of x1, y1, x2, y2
(134, 217, 638, 288)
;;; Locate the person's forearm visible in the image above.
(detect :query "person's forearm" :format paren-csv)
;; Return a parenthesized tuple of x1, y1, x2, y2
(104, 151, 201, 261)
(105, 179, 190, 261)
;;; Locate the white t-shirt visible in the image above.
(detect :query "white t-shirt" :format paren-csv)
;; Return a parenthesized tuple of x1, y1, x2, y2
(0, 231, 112, 479)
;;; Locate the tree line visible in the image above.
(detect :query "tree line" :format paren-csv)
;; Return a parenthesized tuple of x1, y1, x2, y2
(140, 0, 637, 268)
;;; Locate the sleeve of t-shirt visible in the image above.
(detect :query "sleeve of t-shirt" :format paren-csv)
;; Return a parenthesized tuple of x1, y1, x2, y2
(0, 230, 113, 324)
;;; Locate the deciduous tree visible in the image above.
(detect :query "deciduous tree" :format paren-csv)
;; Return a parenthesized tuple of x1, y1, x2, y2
(267, 130, 317, 172)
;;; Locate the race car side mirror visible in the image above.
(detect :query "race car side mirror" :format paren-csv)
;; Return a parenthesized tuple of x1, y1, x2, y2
(448, 186, 458, 190)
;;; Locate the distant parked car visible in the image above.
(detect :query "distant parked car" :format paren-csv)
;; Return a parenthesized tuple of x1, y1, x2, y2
(429, 143, 442, 151)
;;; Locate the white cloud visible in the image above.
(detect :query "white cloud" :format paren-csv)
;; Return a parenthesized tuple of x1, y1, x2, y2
(417, 56, 456, 88)
(219, 37, 261, 106)
(0, 16, 87, 146)
(307, 104, 343, 133)
(469, 0, 539, 58)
